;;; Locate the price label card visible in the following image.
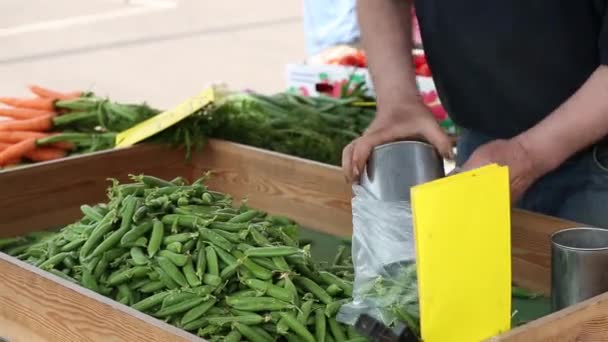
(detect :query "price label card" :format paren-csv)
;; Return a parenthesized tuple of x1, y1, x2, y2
(115, 86, 223, 148)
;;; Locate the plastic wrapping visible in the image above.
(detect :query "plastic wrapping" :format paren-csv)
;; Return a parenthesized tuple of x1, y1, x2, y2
(338, 185, 420, 336)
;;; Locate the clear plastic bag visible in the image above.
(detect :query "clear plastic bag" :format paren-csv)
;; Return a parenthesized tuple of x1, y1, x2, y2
(337, 185, 420, 336)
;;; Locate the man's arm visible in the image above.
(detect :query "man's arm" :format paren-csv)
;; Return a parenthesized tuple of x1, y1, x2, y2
(357, 0, 419, 109)
(518, 66, 608, 172)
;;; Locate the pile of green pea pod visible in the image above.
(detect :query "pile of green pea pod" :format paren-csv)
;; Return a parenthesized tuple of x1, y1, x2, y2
(0, 174, 366, 342)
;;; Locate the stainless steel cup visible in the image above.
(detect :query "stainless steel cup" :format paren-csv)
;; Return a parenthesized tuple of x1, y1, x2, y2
(551, 227, 608, 311)
(359, 140, 444, 201)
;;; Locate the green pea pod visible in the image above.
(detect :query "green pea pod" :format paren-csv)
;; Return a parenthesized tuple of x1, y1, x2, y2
(62, 255, 76, 269)
(139, 280, 165, 293)
(161, 292, 199, 308)
(272, 256, 291, 272)
(183, 258, 202, 287)
(80, 204, 104, 221)
(93, 256, 109, 279)
(325, 298, 349, 318)
(196, 243, 206, 279)
(249, 227, 271, 246)
(232, 250, 273, 280)
(315, 308, 327, 342)
(287, 333, 303, 342)
(250, 257, 279, 271)
(139, 175, 174, 188)
(153, 266, 178, 290)
(107, 266, 150, 286)
(328, 318, 346, 342)
(182, 318, 208, 332)
(207, 313, 265, 326)
(166, 241, 183, 253)
(147, 219, 164, 257)
(234, 322, 269, 342)
(243, 278, 295, 303)
(297, 300, 315, 325)
(228, 209, 260, 223)
(60, 238, 86, 252)
(224, 330, 242, 342)
(80, 209, 116, 259)
(157, 256, 188, 287)
(121, 221, 153, 245)
(162, 214, 206, 229)
(180, 297, 217, 325)
(182, 238, 196, 253)
(295, 277, 333, 305)
(319, 271, 353, 296)
(155, 296, 207, 317)
(220, 260, 242, 280)
(130, 247, 149, 265)
(283, 275, 300, 306)
(81, 269, 99, 293)
(226, 296, 294, 312)
(203, 273, 222, 286)
(213, 245, 237, 265)
(326, 284, 343, 296)
(132, 206, 148, 224)
(38, 252, 72, 270)
(208, 222, 249, 232)
(280, 312, 315, 342)
(205, 246, 219, 276)
(89, 197, 139, 259)
(117, 284, 133, 305)
(131, 289, 175, 311)
(253, 326, 275, 341)
(245, 246, 302, 258)
(199, 227, 233, 252)
(214, 229, 241, 243)
(158, 250, 189, 267)
(163, 232, 198, 245)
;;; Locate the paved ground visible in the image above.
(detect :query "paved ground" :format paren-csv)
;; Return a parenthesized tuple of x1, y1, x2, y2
(0, 0, 305, 109)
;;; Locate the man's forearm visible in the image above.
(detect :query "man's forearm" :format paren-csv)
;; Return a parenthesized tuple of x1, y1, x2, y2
(357, 0, 419, 109)
(518, 66, 608, 171)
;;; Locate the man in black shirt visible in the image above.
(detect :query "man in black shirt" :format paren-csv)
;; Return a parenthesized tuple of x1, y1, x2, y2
(342, 0, 608, 226)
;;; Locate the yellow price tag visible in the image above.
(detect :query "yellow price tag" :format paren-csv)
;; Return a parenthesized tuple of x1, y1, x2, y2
(115, 86, 223, 148)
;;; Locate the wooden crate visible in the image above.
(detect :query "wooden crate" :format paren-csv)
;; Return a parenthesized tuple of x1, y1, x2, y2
(0, 140, 607, 341)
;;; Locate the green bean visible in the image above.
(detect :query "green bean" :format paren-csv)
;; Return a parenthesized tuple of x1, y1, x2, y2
(226, 296, 294, 312)
(80, 204, 104, 221)
(183, 258, 202, 287)
(131, 289, 175, 311)
(38, 252, 72, 270)
(295, 277, 333, 305)
(205, 246, 219, 276)
(280, 312, 315, 342)
(157, 250, 189, 267)
(234, 322, 270, 342)
(319, 271, 353, 296)
(147, 219, 164, 257)
(155, 296, 206, 317)
(209, 222, 248, 231)
(130, 247, 149, 265)
(107, 266, 150, 286)
(328, 318, 346, 342)
(139, 281, 165, 293)
(181, 297, 217, 325)
(121, 221, 153, 245)
(315, 308, 327, 342)
(80, 209, 116, 259)
(60, 238, 86, 252)
(243, 278, 295, 303)
(199, 227, 233, 252)
(166, 241, 182, 253)
(157, 256, 188, 287)
(228, 209, 260, 223)
(224, 330, 242, 342)
(245, 246, 302, 258)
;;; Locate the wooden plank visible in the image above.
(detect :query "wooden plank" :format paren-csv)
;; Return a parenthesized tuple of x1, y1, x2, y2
(193, 140, 353, 237)
(0, 253, 200, 342)
(0, 144, 191, 237)
(493, 291, 608, 341)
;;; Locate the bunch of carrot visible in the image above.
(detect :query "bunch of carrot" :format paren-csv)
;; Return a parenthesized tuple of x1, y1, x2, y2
(0, 85, 86, 167)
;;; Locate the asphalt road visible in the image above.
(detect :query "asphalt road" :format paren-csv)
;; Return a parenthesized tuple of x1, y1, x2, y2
(0, 0, 305, 109)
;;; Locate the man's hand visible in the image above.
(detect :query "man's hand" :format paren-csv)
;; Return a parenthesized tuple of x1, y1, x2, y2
(342, 101, 453, 182)
(461, 137, 550, 202)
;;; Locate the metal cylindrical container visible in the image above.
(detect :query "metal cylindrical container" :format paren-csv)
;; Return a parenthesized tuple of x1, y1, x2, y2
(359, 141, 444, 201)
(551, 227, 608, 311)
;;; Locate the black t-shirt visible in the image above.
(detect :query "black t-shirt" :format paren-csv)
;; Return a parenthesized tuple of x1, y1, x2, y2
(414, 1, 608, 138)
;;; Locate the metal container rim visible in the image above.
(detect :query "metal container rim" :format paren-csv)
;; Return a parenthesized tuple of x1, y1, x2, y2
(551, 227, 608, 251)
(373, 140, 434, 152)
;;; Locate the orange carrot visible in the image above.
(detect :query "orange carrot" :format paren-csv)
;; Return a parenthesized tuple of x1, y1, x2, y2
(0, 97, 55, 111)
(0, 108, 56, 120)
(0, 115, 53, 132)
(28, 85, 81, 100)
(0, 138, 36, 166)
(0, 131, 49, 144)
(0, 142, 10, 151)
(24, 147, 67, 162)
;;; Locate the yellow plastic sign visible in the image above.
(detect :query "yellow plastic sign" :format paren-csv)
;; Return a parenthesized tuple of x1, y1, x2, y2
(411, 164, 511, 342)
(115, 86, 222, 148)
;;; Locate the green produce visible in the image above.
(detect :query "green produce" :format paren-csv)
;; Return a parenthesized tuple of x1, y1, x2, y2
(0, 174, 362, 340)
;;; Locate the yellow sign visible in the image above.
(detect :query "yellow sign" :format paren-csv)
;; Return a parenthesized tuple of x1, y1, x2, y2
(411, 164, 511, 342)
(115, 86, 222, 148)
